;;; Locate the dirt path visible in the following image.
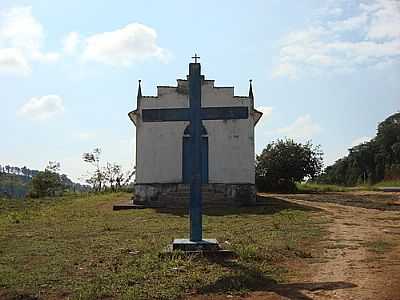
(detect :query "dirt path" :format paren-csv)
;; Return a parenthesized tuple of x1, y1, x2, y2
(283, 195, 400, 300)
(190, 193, 400, 300)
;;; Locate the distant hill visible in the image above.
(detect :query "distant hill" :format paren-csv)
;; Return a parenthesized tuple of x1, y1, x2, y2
(318, 112, 400, 186)
(0, 164, 89, 198)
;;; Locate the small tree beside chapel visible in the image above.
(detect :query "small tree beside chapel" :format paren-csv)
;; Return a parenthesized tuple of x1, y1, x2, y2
(256, 139, 323, 192)
(82, 148, 132, 192)
(29, 161, 65, 198)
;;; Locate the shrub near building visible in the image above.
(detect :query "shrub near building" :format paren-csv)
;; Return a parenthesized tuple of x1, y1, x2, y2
(29, 169, 65, 198)
(256, 139, 323, 192)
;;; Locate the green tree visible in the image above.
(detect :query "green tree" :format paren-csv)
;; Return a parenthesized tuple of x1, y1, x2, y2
(320, 112, 400, 185)
(83, 148, 105, 191)
(103, 162, 125, 191)
(256, 139, 323, 192)
(29, 162, 64, 198)
(82, 148, 134, 192)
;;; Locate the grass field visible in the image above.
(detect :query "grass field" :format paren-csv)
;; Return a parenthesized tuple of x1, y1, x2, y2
(373, 180, 400, 188)
(0, 193, 324, 299)
(296, 183, 351, 193)
(297, 180, 400, 193)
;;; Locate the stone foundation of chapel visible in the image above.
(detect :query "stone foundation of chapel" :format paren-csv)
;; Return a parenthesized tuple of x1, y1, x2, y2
(132, 183, 256, 208)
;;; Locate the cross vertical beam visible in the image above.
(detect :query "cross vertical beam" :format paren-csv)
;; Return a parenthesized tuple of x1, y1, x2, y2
(188, 62, 202, 242)
(138, 59, 250, 245)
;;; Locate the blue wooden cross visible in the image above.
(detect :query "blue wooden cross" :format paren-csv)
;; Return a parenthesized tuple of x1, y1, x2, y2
(141, 57, 249, 242)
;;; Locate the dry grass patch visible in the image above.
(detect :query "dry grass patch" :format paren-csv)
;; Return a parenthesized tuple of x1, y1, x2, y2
(0, 193, 324, 299)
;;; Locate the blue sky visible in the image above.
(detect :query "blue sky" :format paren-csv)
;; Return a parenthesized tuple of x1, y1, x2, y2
(1, 0, 399, 182)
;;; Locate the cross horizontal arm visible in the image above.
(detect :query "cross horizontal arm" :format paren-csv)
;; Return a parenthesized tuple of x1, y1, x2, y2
(201, 107, 248, 120)
(142, 108, 190, 122)
(141, 106, 248, 122)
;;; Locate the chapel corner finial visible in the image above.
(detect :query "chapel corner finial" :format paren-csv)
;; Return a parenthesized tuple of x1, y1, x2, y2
(137, 79, 142, 100)
(249, 79, 254, 99)
(192, 53, 200, 64)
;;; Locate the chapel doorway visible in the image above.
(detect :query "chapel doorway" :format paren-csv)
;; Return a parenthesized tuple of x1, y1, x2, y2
(182, 125, 208, 184)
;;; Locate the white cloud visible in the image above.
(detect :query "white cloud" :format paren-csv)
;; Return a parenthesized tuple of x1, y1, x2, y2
(277, 115, 322, 140)
(0, 6, 43, 51)
(273, 0, 400, 78)
(272, 62, 297, 79)
(17, 95, 64, 121)
(256, 106, 273, 127)
(31, 51, 60, 63)
(366, 0, 400, 40)
(0, 7, 170, 72)
(0, 6, 59, 75)
(63, 32, 80, 55)
(82, 23, 169, 66)
(0, 48, 30, 75)
(329, 7, 344, 17)
(257, 106, 273, 119)
(351, 136, 371, 147)
(330, 13, 368, 32)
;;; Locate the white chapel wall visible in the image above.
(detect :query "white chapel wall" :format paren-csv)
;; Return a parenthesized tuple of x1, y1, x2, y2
(202, 84, 255, 184)
(135, 80, 255, 184)
(136, 87, 189, 184)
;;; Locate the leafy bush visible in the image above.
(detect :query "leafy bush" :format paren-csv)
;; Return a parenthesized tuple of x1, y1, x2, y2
(29, 170, 64, 198)
(256, 139, 323, 192)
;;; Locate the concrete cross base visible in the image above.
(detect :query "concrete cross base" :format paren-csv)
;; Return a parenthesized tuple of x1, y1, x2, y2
(172, 238, 220, 251)
(159, 238, 237, 259)
(159, 239, 237, 260)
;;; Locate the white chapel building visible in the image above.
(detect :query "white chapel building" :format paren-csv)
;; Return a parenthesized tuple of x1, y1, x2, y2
(129, 62, 262, 207)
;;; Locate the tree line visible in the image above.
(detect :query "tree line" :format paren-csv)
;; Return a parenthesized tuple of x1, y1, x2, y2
(0, 165, 40, 178)
(0, 165, 41, 198)
(317, 112, 400, 186)
(255, 112, 399, 192)
(0, 162, 89, 198)
(1, 148, 135, 199)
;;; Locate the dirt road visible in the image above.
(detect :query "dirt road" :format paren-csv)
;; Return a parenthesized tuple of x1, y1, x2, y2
(192, 192, 400, 300)
(282, 194, 400, 300)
